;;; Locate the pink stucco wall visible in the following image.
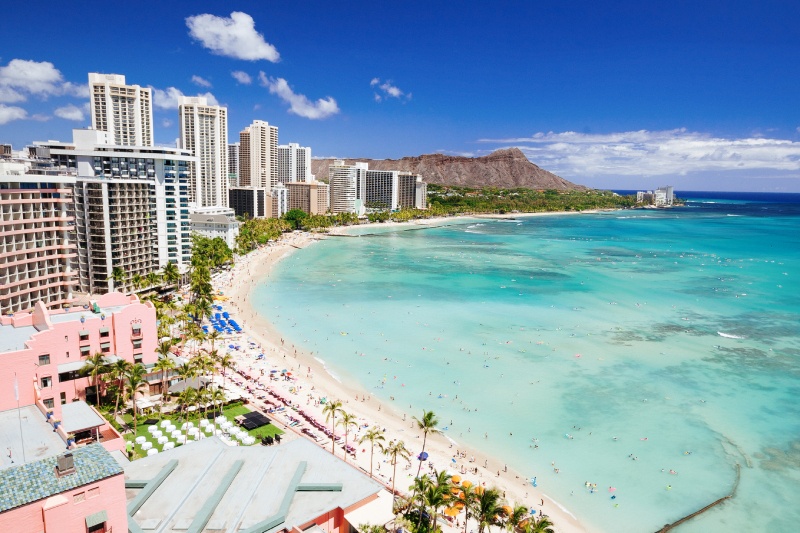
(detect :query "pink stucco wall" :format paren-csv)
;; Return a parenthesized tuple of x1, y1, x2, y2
(0, 473, 127, 533)
(0, 292, 158, 420)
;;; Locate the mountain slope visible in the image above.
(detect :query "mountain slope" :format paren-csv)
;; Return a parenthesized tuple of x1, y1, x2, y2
(311, 148, 585, 190)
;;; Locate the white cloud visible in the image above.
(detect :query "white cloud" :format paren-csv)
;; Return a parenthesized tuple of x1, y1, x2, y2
(191, 75, 212, 88)
(0, 86, 25, 103)
(231, 70, 252, 85)
(258, 73, 339, 120)
(370, 77, 411, 102)
(186, 12, 280, 62)
(152, 86, 219, 109)
(0, 59, 88, 102)
(54, 104, 84, 121)
(0, 59, 63, 97)
(476, 129, 800, 178)
(162, 118, 173, 128)
(0, 104, 27, 124)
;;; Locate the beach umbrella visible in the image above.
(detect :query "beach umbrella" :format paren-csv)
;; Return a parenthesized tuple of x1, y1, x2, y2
(451, 474, 461, 484)
(417, 451, 429, 461)
(444, 507, 459, 517)
(461, 480, 472, 488)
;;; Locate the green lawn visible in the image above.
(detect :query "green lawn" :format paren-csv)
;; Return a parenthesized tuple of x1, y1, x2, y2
(111, 402, 283, 459)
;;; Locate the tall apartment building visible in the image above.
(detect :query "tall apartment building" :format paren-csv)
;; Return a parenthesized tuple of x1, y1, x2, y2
(328, 161, 427, 214)
(229, 187, 269, 219)
(286, 181, 329, 215)
(32, 130, 195, 294)
(239, 120, 278, 189)
(88, 73, 154, 147)
(329, 161, 368, 214)
(178, 96, 228, 207)
(277, 143, 312, 184)
(0, 161, 77, 315)
(228, 142, 240, 187)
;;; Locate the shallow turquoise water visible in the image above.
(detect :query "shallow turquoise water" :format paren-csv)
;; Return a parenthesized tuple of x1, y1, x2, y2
(253, 197, 800, 532)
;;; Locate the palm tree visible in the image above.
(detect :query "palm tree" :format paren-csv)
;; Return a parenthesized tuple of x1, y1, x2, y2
(130, 273, 143, 292)
(410, 475, 432, 532)
(109, 266, 127, 292)
(359, 426, 386, 478)
(177, 387, 198, 428)
(337, 411, 358, 463)
(209, 387, 226, 416)
(474, 487, 505, 533)
(153, 356, 176, 411)
(428, 469, 452, 532)
(109, 359, 132, 417)
(80, 352, 109, 408)
(207, 330, 222, 353)
(523, 516, 555, 533)
(413, 410, 441, 478)
(125, 364, 148, 436)
(216, 352, 234, 396)
(162, 261, 180, 290)
(322, 399, 343, 455)
(145, 271, 161, 290)
(456, 482, 479, 533)
(505, 504, 530, 533)
(381, 439, 411, 502)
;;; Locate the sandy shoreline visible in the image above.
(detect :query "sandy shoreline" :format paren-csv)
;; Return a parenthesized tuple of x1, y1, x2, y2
(217, 218, 593, 533)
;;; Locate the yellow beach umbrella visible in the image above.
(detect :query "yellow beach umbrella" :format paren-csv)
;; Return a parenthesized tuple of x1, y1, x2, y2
(502, 505, 513, 515)
(451, 474, 462, 484)
(461, 480, 473, 488)
(444, 507, 460, 517)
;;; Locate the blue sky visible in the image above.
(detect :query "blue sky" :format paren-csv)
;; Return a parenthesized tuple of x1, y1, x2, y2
(2, 0, 800, 191)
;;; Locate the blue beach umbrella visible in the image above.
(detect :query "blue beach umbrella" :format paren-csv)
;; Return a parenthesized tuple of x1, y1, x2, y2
(417, 451, 429, 461)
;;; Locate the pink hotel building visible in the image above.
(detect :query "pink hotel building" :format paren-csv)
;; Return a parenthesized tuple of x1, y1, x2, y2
(0, 291, 158, 423)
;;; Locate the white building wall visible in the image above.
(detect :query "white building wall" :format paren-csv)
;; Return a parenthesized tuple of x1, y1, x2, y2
(178, 96, 229, 208)
(88, 73, 154, 147)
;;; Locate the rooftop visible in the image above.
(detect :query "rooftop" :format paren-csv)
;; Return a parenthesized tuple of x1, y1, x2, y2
(0, 443, 122, 512)
(123, 436, 385, 533)
(0, 405, 66, 472)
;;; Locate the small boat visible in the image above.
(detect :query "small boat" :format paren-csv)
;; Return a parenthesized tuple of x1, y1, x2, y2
(717, 331, 745, 339)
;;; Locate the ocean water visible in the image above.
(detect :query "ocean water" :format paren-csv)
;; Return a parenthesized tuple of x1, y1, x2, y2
(252, 193, 800, 533)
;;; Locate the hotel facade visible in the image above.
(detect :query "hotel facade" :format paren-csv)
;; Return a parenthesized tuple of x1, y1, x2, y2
(178, 96, 229, 208)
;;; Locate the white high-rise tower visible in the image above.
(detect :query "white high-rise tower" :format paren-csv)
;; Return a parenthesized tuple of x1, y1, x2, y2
(88, 73, 154, 146)
(277, 143, 312, 184)
(178, 96, 229, 207)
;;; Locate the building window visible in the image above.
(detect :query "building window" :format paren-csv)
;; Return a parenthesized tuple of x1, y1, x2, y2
(87, 487, 100, 499)
(40, 376, 52, 388)
(43, 398, 55, 409)
(87, 523, 106, 533)
(38, 354, 51, 366)
(99, 328, 110, 338)
(59, 371, 81, 382)
(79, 332, 90, 342)
(60, 392, 67, 405)
(132, 339, 142, 349)
(74, 491, 85, 503)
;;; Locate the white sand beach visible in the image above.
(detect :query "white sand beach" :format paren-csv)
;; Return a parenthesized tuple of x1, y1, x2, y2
(212, 226, 589, 533)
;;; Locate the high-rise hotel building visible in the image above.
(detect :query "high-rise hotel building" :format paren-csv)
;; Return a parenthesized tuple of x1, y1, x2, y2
(88, 73, 154, 147)
(238, 120, 278, 189)
(31, 130, 195, 294)
(277, 143, 312, 184)
(178, 96, 228, 207)
(0, 160, 77, 315)
(328, 161, 427, 214)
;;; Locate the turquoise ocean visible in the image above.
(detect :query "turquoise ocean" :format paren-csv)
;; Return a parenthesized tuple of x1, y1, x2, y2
(252, 192, 800, 532)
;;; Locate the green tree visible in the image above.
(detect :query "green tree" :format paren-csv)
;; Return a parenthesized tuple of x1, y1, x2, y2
(153, 356, 176, 413)
(162, 261, 180, 289)
(359, 426, 386, 478)
(131, 273, 144, 292)
(109, 359, 132, 417)
(381, 439, 411, 503)
(145, 271, 162, 290)
(474, 487, 505, 533)
(457, 483, 480, 533)
(109, 266, 127, 292)
(413, 410, 441, 478)
(337, 410, 358, 463)
(505, 504, 530, 533)
(80, 352, 110, 408)
(322, 399, 343, 455)
(282, 208, 309, 229)
(523, 516, 555, 533)
(125, 364, 148, 436)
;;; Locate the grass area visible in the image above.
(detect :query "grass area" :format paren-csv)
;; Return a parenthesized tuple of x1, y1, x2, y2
(107, 401, 283, 460)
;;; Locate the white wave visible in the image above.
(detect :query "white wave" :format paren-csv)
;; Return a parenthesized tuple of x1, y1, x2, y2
(314, 356, 342, 382)
(545, 496, 578, 519)
(717, 331, 746, 339)
(726, 214, 742, 217)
